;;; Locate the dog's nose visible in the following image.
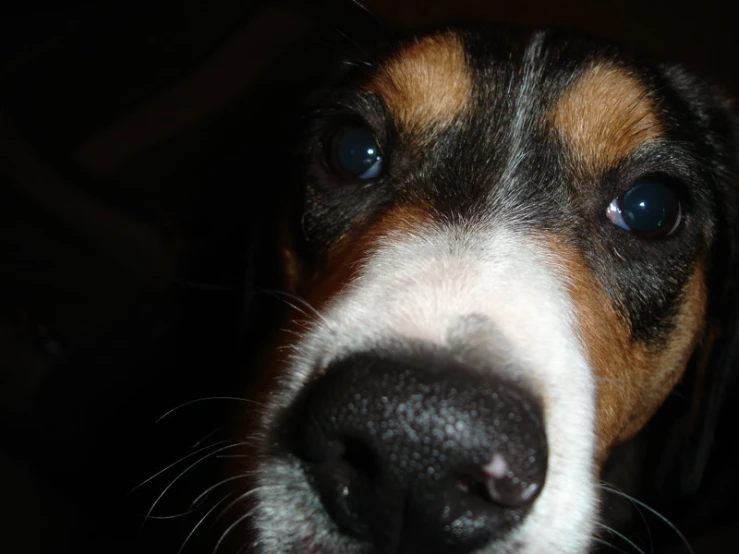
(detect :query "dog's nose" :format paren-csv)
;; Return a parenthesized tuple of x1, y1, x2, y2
(287, 350, 548, 554)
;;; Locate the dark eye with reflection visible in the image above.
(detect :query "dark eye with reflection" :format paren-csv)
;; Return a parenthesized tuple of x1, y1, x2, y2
(606, 179, 682, 238)
(326, 124, 383, 180)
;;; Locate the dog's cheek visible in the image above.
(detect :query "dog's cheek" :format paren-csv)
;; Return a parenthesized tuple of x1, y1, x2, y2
(552, 242, 637, 460)
(236, 204, 436, 486)
(259, 203, 434, 395)
(611, 266, 708, 443)
(552, 240, 708, 461)
(297, 203, 432, 307)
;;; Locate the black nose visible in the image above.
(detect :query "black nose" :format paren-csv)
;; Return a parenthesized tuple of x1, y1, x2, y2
(286, 350, 548, 554)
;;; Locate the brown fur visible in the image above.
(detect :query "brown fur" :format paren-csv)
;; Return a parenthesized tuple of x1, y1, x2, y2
(231, 25, 738, 552)
(294, 204, 431, 301)
(246, 204, 434, 419)
(546, 238, 708, 461)
(551, 63, 663, 178)
(364, 32, 472, 135)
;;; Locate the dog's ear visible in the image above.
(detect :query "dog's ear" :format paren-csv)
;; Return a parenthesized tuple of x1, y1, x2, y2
(660, 64, 739, 494)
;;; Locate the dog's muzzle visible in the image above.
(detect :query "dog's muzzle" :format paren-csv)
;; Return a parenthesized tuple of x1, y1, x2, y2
(283, 349, 548, 554)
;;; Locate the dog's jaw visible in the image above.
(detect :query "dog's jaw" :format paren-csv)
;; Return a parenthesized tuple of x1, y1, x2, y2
(251, 222, 598, 553)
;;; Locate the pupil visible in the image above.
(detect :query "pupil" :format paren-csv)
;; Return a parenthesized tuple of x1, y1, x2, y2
(335, 127, 380, 176)
(621, 180, 677, 233)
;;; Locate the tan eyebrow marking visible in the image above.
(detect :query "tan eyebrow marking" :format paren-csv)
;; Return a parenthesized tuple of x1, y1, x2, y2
(551, 63, 663, 177)
(365, 32, 472, 133)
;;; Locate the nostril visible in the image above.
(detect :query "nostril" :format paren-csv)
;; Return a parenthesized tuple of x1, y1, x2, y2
(456, 472, 489, 499)
(480, 452, 542, 507)
(341, 436, 380, 481)
(455, 453, 543, 509)
(292, 431, 384, 542)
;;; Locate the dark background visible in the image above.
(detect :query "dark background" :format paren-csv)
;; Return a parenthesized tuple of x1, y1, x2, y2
(1, 1, 738, 553)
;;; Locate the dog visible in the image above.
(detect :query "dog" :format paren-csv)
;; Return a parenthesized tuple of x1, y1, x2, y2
(233, 23, 739, 554)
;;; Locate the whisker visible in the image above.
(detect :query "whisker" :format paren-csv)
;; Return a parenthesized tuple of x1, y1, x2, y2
(341, 58, 374, 68)
(157, 397, 261, 423)
(334, 28, 373, 60)
(143, 442, 249, 528)
(130, 440, 231, 494)
(257, 288, 317, 314)
(591, 535, 631, 554)
(215, 509, 253, 554)
(257, 290, 312, 318)
(277, 328, 306, 339)
(214, 454, 255, 459)
(257, 288, 335, 330)
(191, 473, 250, 509)
(347, 0, 380, 20)
(192, 425, 226, 449)
(179, 491, 237, 554)
(600, 484, 694, 554)
(596, 522, 647, 554)
(599, 480, 653, 552)
(142, 511, 198, 520)
(217, 496, 275, 554)
(211, 485, 266, 530)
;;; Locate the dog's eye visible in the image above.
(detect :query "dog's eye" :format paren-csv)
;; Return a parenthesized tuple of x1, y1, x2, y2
(606, 179, 682, 238)
(327, 125, 383, 180)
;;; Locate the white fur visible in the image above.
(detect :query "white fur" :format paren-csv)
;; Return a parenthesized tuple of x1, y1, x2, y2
(250, 221, 598, 553)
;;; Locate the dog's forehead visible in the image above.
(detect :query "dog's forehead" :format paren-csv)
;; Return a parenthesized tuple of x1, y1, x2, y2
(360, 28, 664, 185)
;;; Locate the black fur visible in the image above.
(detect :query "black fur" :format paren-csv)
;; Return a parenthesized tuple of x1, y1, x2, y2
(293, 26, 732, 348)
(269, 22, 739, 551)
